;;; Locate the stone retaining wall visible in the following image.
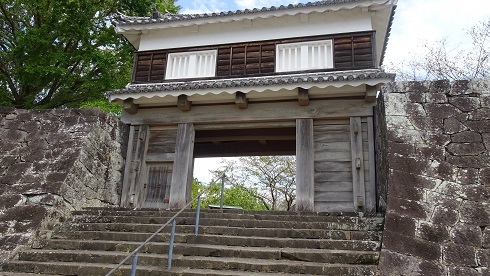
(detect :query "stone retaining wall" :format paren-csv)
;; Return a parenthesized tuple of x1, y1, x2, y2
(0, 108, 127, 263)
(378, 79, 490, 275)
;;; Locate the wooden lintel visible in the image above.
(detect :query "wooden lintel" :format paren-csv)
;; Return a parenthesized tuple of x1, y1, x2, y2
(365, 85, 377, 103)
(123, 99, 139, 114)
(235, 92, 248, 109)
(298, 88, 310, 106)
(212, 141, 222, 146)
(178, 95, 192, 112)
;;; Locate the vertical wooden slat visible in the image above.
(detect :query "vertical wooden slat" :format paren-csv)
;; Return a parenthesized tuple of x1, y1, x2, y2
(350, 117, 365, 211)
(169, 123, 195, 209)
(133, 125, 150, 209)
(120, 126, 136, 207)
(296, 119, 314, 212)
(367, 117, 376, 212)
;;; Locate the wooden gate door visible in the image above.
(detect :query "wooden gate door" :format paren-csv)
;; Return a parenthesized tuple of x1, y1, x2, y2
(140, 163, 172, 209)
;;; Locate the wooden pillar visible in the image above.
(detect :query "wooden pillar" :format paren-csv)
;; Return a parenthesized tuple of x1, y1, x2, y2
(169, 123, 195, 209)
(120, 125, 135, 207)
(133, 125, 150, 208)
(350, 117, 365, 211)
(296, 119, 314, 212)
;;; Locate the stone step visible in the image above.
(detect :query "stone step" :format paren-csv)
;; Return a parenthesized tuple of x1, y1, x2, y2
(71, 217, 383, 232)
(43, 235, 380, 253)
(64, 226, 382, 242)
(21, 242, 379, 265)
(73, 210, 382, 224)
(4, 260, 378, 275)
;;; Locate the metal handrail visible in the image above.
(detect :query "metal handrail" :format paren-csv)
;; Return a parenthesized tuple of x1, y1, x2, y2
(105, 191, 205, 276)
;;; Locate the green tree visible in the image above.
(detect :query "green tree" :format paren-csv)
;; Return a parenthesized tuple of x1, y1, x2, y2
(0, 0, 180, 109)
(210, 156, 296, 211)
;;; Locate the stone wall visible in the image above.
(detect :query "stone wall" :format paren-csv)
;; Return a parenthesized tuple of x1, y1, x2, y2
(378, 79, 490, 275)
(0, 108, 127, 263)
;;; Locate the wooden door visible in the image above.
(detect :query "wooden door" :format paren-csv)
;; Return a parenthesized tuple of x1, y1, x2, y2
(140, 163, 173, 209)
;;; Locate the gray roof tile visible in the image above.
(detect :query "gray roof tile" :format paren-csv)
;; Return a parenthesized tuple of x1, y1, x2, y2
(107, 69, 395, 96)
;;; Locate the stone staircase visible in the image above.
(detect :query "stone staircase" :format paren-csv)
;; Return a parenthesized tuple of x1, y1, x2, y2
(2, 208, 384, 275)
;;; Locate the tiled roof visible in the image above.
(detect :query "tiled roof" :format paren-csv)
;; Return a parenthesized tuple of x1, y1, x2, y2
(115, 0, 366, 26)
(107, 69, 395, 97)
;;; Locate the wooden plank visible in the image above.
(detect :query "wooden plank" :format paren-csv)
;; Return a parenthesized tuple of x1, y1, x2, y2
(122, 100, 374, 125)
(194, 121, 295, 130)
(169, 123, 195, 209)
(133, 125, 150, 208)
(120, 126, 136, 208)
(315, 150, 369, 162)
(367, 117, 376, 213)
(298, 88, 309, 106)
(178, 95, 191, 112)
(315, 191, 353, 202)
(314, 161, 352, 172)
(350, 117, 365, 211)
(123, 99, 139, 115)
(296, 119, 314, 212)
(147, 153, 175, 162)
(314, 182, 354, 192)
(313, 119, 350, 126)
(315, 171, 352, 182)
(365, 85, 377, 103)
(235, 92, 248, 109)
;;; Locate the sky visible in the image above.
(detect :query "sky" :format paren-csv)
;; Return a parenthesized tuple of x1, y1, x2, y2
(178, 0, 490, 183)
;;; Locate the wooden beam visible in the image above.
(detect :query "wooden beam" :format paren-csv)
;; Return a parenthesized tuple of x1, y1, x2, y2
(235, 92, 248, 109)
(350, 117, 365, 212)
(298, 88, 309, 106)
(178, 95, 192, 111)
(296, 119, 314, 212)
(365, 85, 377, 103)
(169, 123, 195, 209)
(123, 99, 139, 114)
(122, 99, 374, 125)
(259, 140, 267, 145)
(120, 125, 135, 208)
(132, 125, 150, 208)
(367, 117, 376, 213)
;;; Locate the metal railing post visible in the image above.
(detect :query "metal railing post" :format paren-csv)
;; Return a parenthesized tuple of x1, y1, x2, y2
(167, 218, 176, 270)
(220, 173, 225, 209)
(195, 195, 201, 236)
(130, 252, 138, 276)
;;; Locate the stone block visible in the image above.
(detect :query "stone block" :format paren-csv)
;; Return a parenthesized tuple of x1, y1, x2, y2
(444, 118, 468, 134)
(426, 103, 461, 119)
(460, 201, 490, 226)
(447, 154, 490, 169)
(444, 243, 477, 267)
(462, 185, 490, 201)
(383, 230, 442, 261)
(477, 249, 490, 267)
(416, 261, 446, 276)
(447, 142, 486, 156)
(417, 221, 449, 243)
(379, 250, 419, 276)
(449, 80, 471, 95)
(484, 134, 490, 152)
(408, 92, 426, 103)
(466, 120, 490, 133)
(405, 103, 427, 117)
(391, 170, 438, 190)
(447, 267, 481, 276)
(484, 227, 490, 248)
(429, 80, 451, 94)
(389, 156, 429, 176)
(469, 107, 490, 120)
(483, 168, 490, 186)
(426, 93, 448, 103)
(432, 205, 460, 226)
(384, 213, 416, 236)
(455, 168, 480, 185)
(387, 197, 428, 219)
(0, 194, 22, 209)
(450, 224, 483, 247)
(449, 96, 481, 112)
(451, 131, 483, 143)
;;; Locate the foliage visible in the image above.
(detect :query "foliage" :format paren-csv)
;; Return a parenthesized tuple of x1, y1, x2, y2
(387, 20, 489, 81)
(80, 99, 122, 117)
(0, 0, 180, 109)
(209, 156, 296, 211)
(191, 178, 266, 210)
